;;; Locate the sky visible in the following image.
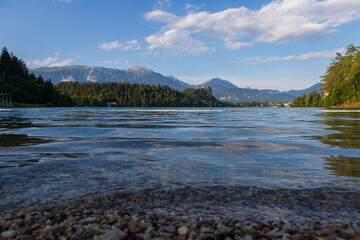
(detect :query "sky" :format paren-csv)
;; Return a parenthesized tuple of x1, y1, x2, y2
(1, 0, 359, 91)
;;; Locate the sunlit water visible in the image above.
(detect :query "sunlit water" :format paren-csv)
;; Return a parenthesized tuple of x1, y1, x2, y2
(0, 107, 359, 211)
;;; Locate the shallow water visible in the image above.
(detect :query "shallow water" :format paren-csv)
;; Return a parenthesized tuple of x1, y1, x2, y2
(0, 107, 359, 211)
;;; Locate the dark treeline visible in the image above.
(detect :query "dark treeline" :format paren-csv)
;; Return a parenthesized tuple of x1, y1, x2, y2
(56, 82, 225, 107)
(290, 90, 322, 107)
(291, 44, 360, 108)
(0, 47, 72, 106)
(225, 101, 274, 107)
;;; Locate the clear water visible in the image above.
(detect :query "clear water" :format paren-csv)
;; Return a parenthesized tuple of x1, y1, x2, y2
(0, 107, 359, 211)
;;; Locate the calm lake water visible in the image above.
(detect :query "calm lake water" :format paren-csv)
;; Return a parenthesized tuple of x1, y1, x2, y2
(0, 107, 359, 211)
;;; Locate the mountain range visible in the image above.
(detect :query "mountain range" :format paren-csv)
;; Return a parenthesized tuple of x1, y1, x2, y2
(32, 65, 322, 103)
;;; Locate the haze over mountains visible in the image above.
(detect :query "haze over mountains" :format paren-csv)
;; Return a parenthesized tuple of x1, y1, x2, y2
(32, 65, 321, 103)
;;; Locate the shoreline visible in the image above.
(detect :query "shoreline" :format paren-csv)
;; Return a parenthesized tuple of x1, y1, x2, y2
(1, 186, 359, 239)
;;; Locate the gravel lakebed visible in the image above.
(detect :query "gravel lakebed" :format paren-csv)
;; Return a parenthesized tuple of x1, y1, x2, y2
(1, 185, 360, 240)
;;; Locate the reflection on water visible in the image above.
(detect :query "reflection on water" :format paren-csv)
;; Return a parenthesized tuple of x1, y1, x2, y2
(0, 134, 50, 147)
(0, 107, 359, 211)
(316, 111, 360, 149)
(324, 155, 360, 177)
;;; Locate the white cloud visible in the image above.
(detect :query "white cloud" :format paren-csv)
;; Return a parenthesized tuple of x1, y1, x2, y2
(54, 0, 72, 3)
(100, 60, 120, 65)
(49, 59, 72, 67)
(231, 48, 346, 65)
(145, 10, 178, 22)
(122, 40, 141, 51)
(25, 52, 72, 68)
(153, 0, 172, 11)
(145, 29, 212, 56)
(224, 41, 254, 50)
(98, 40, 141, 51)
(144, 0, 360, 53)
(98, 41, 122, 51)
(185, 3, 205, 13)
(26, 57, 58, 67)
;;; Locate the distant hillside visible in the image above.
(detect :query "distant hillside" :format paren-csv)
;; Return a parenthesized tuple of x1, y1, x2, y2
(285, 82, 322, 98)
(32, 65, 322, 103)
(32, 65, 191, 91)
(194, 78, 239, 93)
(215, 88, 293, 103)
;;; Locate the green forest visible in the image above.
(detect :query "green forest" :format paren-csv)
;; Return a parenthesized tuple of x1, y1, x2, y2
(291, 44, 360, 108)
(0, 47, 72, 107)
(0, 47, 225, 107)
(56, 82, 225, 107)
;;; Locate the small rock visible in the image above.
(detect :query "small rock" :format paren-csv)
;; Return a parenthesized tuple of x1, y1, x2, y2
(291, 234, 305, 240)
(140, 222, 153, 230)
(245, 235, 253, 240)
(141, 232, 152, 240)
(80, 217, 97, 224)
(15, 234, 33, 240)
(107, 215, 117, 224)
(100, 225, 127, 240)
(1, 230, 16, 238)
(197, 233, 214, 240)
(178, 226, 189, 237)
(164, 225, 176, 234)
(282, 233, 292, 240)
(340, 227, 356, 237)
(15, 219, 25, 227)
(159, 231, 173, 239)
(5, 213, 14, 220)
(24, 215, 33, 224)
(9, 223, 19, 231)
(2, 221, 11, 230)
(146, 226, 155, 235)
(200, 227, 212, 234)
(188, 231, 197, 240)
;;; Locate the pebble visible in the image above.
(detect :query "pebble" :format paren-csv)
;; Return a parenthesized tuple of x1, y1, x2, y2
(0, 186, 360, 239)
(100, 225, 127, 240)
(178, 225, 189, 237)
(4, 213, 13, 220)
(197, 233, 214, 240)
(1, 230, 16, 238)
(164, 225, 176, 233)
(80, 217, 97, 224)
(159, 231, 173, 238)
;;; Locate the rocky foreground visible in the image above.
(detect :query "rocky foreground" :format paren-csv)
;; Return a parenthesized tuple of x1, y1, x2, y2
(1, 186, 359, 239)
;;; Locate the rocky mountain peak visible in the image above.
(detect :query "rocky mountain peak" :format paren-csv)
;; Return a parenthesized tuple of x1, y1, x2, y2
(127, 66, 152, 74)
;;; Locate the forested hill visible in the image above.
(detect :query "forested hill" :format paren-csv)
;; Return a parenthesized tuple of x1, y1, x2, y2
(0, 47, 72, 106)
(290, 44, 360, 108)
(56, 82, 225, 107)
(321, 45, 360, 107)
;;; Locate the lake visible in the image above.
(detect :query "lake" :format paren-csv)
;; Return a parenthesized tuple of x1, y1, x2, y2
(0, 107, 359, 212)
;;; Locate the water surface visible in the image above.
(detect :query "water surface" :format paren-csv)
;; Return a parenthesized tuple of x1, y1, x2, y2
(0, 107, 359, 211)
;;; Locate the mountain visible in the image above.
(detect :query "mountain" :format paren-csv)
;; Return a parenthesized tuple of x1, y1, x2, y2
(32, 65, 322, 103)
(215, 88, 293, 103)
(194, 78, 239, 93)
(285, 82, 322, 98)
(32, 65, 192, 91)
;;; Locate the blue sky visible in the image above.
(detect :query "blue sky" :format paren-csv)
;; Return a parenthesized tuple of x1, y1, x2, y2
(1, 0, 359, 90)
